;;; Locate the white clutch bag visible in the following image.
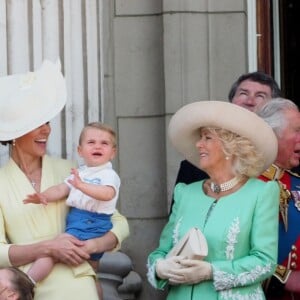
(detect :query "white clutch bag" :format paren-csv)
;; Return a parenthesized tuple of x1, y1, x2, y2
(166, 227, 208, 260)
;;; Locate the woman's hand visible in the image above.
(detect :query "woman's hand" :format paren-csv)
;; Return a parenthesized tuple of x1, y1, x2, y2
(81, 232, 118, 254)
(169, 259, 212, 285)
(155, 256, 184, 280)
(47, 233, 90, 266)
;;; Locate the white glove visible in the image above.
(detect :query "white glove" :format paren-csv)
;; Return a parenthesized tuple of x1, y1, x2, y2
(155, 256, 184, 280)
(169, 259, 212, 285)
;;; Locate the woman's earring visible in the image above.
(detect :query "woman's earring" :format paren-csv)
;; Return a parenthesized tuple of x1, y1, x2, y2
(12, 139, 16, 146)
(225, 156, 229, 160)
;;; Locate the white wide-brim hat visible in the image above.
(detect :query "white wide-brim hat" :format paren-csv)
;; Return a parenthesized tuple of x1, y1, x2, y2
(0, 59, 67, 141)
(168, 100, 278, 174)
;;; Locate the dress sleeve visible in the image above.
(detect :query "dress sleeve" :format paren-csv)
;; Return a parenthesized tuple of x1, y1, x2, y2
(110, 209, 130, 250)
(146, 183, 186, 290)
(0, 207, 12, 267)
(212, 181, 280, 290)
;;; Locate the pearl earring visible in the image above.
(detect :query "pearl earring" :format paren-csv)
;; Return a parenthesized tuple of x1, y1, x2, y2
(12, 139, 16, 146)
(225, 156, 229, 160)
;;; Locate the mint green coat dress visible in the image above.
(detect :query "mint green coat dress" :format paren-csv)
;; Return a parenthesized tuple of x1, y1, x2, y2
(147, 178, 279, 300)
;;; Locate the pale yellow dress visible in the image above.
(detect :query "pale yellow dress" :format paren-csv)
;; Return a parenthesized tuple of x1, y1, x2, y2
(0, 155, 128, 299)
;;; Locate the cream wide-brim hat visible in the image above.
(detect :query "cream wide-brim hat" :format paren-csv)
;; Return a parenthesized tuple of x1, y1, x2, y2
(0, 59, 67, 141)
(168, 100, 278, 174)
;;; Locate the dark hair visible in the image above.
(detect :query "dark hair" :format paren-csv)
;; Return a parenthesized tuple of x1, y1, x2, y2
(228, 71, 281, 102)
(0, 140, 12, 146)
(6, 267, 35, 300)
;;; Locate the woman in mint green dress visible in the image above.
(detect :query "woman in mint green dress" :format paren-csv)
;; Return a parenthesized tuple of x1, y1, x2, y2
(147, 101, 280, 300)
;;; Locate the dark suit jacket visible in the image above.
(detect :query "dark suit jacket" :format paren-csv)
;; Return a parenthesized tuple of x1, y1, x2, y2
(170, 160, 208, 214)
(175, 160, 208, 184)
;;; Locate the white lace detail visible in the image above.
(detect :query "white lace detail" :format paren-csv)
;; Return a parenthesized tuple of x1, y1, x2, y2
(220, 287, 264, 300)
(147, 218, 184, 289)
(146, 258, 157, 288)
(172, 218, 183, 245)
(214, 264, 272, 290)
(225, 217, 240, 259)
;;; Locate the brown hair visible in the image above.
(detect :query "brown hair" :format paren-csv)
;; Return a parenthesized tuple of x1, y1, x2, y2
(6, 267, 35, 300)
(79, 122, 117, 147)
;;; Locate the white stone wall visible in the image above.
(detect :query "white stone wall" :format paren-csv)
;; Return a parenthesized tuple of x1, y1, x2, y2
(0, 0, 249, 299)
(0, 0, 105, 165)
(112, 1, 248, 299)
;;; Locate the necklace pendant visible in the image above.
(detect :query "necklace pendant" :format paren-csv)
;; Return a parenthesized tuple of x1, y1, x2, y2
(210, 176, 241, 194)
(210, 183, 221, 194)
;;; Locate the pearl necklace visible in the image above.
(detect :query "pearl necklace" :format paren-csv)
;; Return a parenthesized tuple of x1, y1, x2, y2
(210, 176, 241, 194)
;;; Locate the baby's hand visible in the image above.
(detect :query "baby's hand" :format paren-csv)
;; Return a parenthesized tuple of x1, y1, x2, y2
(23, 193, 48, 205)
(68, 168, 83, 189)
(71, 168, 79, 177)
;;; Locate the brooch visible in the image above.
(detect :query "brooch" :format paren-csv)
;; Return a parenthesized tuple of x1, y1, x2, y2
(291, 191, 300, 211)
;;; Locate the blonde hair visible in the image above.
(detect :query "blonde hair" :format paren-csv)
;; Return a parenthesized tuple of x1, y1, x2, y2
(203, 127, 264, 177)
(79, 122, 117, 147)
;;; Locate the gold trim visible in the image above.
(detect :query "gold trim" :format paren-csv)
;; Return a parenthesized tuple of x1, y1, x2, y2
(273, 264, 291, 284)
(262, 164, 290, 232)
(278, 181, 290, 232)
(262, 164, 284, 180)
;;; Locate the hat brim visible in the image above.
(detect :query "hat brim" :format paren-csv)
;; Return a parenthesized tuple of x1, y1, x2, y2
(0, 59, 67, 141)
(168, 101, 278, 174)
